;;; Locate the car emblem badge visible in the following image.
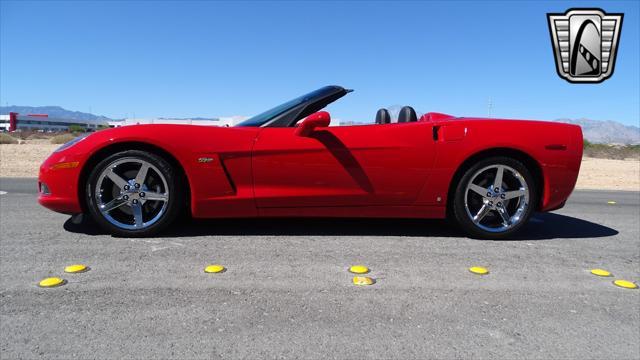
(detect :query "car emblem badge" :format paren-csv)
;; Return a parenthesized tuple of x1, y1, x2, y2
(547, 8, 623, 83)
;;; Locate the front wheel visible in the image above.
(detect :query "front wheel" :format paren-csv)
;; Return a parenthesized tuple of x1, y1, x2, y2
(85, 150, 183, 237)
(452, 156, 537, 239)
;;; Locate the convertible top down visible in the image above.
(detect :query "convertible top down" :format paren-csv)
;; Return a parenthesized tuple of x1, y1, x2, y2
(38, 86, 583, 238)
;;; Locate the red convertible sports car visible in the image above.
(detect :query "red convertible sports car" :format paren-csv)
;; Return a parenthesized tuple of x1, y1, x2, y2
(38, 86, 583, 239)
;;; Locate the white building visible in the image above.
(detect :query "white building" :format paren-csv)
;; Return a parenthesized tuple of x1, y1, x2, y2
(107, 116, 248, 128)
(1, 113, 109, 132)
(0, 112, 250, 132)
(0, 114, 10, 131)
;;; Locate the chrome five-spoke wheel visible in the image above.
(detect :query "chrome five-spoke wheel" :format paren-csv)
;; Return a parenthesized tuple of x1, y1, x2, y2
(95, 158, 169, 230)
(464, 164, 529, 233)
(86, 150, 183, 237)
(452, 157, 537, 239)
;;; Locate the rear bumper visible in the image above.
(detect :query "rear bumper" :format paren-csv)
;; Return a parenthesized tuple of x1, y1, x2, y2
(539, 124, 583, 212)
(539, 160, 581, 212)
(38, 152, 83, 214)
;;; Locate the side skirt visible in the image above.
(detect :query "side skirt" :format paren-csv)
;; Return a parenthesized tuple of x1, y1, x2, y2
(257, 205, 446, 219)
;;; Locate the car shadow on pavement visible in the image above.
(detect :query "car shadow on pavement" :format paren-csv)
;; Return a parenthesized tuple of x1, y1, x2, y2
(64, 212, 618, 241)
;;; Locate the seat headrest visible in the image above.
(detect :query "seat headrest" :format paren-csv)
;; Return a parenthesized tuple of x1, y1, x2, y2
(397, 106, 418, 123)
(375, 108, 391, 124)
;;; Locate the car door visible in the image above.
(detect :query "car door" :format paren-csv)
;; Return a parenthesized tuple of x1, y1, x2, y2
(252, 121, 437, 208)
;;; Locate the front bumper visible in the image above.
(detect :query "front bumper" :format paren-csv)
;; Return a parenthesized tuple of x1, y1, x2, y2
(38, 151, 83, 214)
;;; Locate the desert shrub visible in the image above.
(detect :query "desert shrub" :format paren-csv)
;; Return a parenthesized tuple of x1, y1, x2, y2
(68, 125, 86, 133)
(583, 141, 640, 160)
(0, 133, 18, 144)
(26, 132, 52, 140)
(11, 130, 36, 140)
(50, 133, 76, 144)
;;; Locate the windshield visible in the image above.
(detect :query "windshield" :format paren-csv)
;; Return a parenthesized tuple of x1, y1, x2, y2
(235, 87, 339, 127)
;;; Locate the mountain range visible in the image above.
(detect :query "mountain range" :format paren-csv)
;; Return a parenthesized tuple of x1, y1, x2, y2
(554, 118, 640, 145)
(0, 106, 112, 124)
(2, 105, 638, 145)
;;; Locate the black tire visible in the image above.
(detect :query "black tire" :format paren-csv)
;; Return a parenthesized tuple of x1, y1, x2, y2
(451, 156, 537, 239)
(85, 150, 184, 237)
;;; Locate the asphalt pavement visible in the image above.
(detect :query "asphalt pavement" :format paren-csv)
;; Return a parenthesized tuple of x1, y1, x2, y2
(1, 178, 638, 359)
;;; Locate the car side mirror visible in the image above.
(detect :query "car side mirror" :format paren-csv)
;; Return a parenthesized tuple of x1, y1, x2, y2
(295, 111, 331, 137)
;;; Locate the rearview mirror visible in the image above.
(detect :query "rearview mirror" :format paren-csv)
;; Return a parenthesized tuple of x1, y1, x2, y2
(295, 111, 331, 137)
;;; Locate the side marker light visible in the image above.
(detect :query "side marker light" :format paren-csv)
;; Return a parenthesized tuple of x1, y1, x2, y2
(50, 161, 80, 170)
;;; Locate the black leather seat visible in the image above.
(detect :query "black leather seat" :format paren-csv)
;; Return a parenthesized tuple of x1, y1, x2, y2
(397, 106, 418, 123)
(375, 108, 391, 124)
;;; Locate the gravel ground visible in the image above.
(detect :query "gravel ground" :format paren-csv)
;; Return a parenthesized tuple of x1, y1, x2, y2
(0, 179, 638, 359)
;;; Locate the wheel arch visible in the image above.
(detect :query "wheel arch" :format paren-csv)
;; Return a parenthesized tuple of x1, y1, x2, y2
(446, 147, 544, 216)
(77, 141, 191, 214)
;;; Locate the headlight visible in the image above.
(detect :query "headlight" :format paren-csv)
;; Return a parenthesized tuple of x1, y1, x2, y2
(54, 135, 87, 153)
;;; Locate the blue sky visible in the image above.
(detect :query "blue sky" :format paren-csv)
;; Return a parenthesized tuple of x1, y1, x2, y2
(1, 1, 638, 125)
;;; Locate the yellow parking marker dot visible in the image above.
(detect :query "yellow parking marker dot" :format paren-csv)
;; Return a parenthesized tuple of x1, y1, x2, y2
(607, 201, 616, 205)
(38, 277, 66, 288)
(64, 264, 89, 273)
(469, 266, 489, 275)
(591, 269, 612, 277)
(349, 265, 369, 274)
(353, 276, 375, 286)
(613, 280, 638, 289)
(204, 264, 226, 273)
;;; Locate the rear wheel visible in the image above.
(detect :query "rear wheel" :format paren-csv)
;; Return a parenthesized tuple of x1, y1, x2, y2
(452, 156, 537, 239)
(85, 150, 183, 237)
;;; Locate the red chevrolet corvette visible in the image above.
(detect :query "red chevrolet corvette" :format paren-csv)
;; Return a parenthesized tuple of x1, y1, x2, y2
(38, 86, 583, 238)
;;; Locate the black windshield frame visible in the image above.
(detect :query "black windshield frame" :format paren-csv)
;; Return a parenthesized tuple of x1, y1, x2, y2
(235, 86, 350, 127)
